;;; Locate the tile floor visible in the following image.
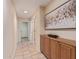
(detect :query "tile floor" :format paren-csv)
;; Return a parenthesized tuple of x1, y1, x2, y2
(15, 41, 47, 59)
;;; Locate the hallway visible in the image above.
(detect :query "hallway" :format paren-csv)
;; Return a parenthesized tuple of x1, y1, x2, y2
(3, 0, 76, 59)
(15, 42, 46, 59)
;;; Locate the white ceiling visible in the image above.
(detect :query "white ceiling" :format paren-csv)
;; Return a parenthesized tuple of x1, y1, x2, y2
(13, 0, 51, 18)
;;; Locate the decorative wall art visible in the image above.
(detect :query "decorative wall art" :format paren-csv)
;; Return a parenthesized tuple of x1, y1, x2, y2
(45, 0, 76, 30)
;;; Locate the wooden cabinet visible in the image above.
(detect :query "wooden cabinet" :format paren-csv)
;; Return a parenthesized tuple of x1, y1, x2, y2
(40, 35, 76, 59)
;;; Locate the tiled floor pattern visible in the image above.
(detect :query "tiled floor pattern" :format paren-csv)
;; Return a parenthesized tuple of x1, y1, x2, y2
(15, 42, 47, 59)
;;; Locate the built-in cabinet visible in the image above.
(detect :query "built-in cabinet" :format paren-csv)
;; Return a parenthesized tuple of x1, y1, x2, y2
(40, 35, 76, 59)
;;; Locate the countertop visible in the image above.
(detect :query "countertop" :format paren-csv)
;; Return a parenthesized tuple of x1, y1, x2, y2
(41, 35, 76, 47)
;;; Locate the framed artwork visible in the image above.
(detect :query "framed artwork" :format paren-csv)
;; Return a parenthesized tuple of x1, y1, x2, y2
(45, 0, 76, 30)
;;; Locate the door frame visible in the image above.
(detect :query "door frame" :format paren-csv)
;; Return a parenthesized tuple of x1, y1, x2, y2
(17, 19, 35, 44)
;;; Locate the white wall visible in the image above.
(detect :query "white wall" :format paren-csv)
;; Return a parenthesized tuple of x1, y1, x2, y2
(3, 0, 17, 59)
(44, 0, 76, 40)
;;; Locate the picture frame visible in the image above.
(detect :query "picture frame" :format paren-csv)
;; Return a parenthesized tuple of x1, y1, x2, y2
(45, 0, 76, 30)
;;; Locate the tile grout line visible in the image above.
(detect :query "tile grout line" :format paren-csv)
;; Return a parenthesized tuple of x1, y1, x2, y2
(15, 41, 47, 59)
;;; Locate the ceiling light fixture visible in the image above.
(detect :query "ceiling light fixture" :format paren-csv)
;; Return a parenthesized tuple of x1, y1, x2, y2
(24, 11, 28, 13)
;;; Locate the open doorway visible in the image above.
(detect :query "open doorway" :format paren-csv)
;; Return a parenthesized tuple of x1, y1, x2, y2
(17, 18, 35, 45)
(19, 22, 29, 42)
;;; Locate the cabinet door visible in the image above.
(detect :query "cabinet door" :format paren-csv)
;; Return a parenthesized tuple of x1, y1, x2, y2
(50, 39, 60, 59)
(44, 37, 50, 59)
(71, 46, 76, 59)
(60, 43, 76, 59)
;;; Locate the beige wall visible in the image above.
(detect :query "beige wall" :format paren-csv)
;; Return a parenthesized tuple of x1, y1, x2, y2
(34, 8, 41, 52)
(3, 0, 17, 59)
(45, 0, 69, 14)
(40, 7, 46, 34)
(44, 0, 76, 40)
(45, 30, 76, 40)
